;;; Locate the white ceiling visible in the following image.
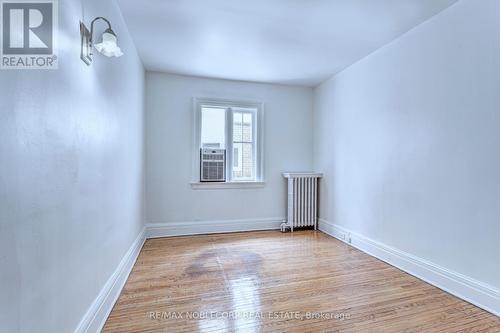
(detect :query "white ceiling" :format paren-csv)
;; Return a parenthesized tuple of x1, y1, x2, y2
(116, 0, 458, 86)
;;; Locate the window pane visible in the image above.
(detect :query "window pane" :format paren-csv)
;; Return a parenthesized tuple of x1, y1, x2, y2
(241, 143, 254, 179)
(242, 113, 252, 142)
(232, 112, 243, 143)
(232, 110, 255, 181)
(232, 143, 254, 180)
(201, 107, 225, 148)
(233, 111, 253, 143)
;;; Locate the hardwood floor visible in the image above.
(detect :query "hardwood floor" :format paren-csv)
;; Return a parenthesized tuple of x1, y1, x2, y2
(103, 231, 499, 332)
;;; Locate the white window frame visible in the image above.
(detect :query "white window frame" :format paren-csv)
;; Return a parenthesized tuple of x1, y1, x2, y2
(191, 97, 265, 189)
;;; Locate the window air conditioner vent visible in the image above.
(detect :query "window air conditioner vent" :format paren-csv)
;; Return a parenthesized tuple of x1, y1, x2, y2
(200, 148, 226, 182)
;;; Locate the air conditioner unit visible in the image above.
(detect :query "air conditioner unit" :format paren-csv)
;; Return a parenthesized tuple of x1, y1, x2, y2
(200, 148, 226, 182)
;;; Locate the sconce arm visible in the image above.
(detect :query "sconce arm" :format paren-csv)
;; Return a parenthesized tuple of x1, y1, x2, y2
(89, 17, 113, 43)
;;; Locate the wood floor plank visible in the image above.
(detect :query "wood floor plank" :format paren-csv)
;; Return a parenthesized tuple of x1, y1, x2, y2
(102, 230, 499, 332)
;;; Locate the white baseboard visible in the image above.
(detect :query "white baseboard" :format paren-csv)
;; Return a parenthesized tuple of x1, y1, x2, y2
(74, 227, 146, 333)
(318, 219, 500, 317)
(145, 217, 284, 238)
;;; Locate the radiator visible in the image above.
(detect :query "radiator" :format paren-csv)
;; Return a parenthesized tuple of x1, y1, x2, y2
(282, 173, 323, 232)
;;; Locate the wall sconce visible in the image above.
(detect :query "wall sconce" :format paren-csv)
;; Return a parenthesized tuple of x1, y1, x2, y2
(80, 17, 123, 65)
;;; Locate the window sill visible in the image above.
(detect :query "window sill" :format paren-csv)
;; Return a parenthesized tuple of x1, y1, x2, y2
(190, 181, 265, 190)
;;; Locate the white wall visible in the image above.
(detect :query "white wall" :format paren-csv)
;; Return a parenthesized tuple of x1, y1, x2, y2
(146, 72, 313, 224)
(314, 0, 500, 290)
(0, 0, 145, 332)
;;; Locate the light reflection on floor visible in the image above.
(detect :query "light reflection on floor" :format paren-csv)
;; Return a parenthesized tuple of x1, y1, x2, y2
(196, 247, 262, 332)
(229, 276, 261, 332)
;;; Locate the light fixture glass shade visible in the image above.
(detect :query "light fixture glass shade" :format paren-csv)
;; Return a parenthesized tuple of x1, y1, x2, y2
(94, 29, 123, 57)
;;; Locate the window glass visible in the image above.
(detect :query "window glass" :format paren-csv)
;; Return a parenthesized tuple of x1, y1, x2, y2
(232, 110, 254, 181)
(201, 107, 225, 148)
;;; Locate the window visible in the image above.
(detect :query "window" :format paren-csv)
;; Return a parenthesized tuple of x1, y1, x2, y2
(194, 98, 264, 185)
